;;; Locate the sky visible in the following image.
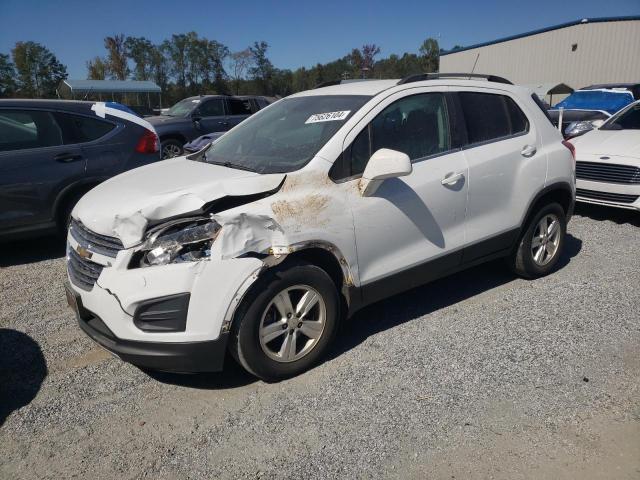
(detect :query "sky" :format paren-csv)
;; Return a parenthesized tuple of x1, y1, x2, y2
(1, 0, 638, 79)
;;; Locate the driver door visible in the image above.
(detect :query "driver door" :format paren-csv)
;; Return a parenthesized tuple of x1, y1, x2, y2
(195, 98, 227, 133)
(336, 89, 469, 304)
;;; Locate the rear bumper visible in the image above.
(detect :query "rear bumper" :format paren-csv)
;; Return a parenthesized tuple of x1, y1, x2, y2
(68, 283, 228, 372)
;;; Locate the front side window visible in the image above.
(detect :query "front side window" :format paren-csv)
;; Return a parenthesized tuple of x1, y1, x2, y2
(197, 99, 224, 117)
(203, 95, 370, 174)
(338, 92, 451, 178)
(602, 102, 640, 130)
(459, 92, 528, 145)
(0, 110, 63, 152)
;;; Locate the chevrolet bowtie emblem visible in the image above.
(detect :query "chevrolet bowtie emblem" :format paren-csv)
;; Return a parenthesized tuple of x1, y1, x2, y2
(76, 245, 93, 259)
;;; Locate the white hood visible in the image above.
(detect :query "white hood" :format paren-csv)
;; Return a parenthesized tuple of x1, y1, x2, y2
(73, 157, 285, 247)
(572, 129, 640, 159)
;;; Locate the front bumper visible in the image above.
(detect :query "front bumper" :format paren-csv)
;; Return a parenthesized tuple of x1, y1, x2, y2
(67, 282, 229, 372)
(576, 178, 640, 211)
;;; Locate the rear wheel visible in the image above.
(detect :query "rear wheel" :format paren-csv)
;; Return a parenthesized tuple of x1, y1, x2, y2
(510, 202, 566, 278)
(160, 139, 183, 159)
(230, 261, 339, 382)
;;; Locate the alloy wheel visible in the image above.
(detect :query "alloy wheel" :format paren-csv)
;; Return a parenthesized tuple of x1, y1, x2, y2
(531, 214, 561, 266)
(258, 285, 327, 363)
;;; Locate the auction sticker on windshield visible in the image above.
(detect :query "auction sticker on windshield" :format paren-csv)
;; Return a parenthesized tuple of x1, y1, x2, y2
(305, 111, 351, 124)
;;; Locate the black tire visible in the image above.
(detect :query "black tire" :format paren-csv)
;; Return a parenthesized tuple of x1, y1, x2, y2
(229, 260, 340, 382)
(160, 139, 183, 159)
(57, 190, 87, 237)
(509, 202, 567, 279)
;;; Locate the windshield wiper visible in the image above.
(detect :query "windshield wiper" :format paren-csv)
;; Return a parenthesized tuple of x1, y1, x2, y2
(207, 160, 257, 172)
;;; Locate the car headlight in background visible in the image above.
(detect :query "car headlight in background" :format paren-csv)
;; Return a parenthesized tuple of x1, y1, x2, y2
(139, 217, 221, 267)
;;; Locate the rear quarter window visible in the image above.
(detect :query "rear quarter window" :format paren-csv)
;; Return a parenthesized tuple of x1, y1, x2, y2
(459, 92, 529, 145)
(56, 112, 115, 144)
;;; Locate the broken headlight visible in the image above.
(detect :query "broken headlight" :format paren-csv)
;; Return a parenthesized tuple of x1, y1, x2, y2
(139, 217, 221, 267)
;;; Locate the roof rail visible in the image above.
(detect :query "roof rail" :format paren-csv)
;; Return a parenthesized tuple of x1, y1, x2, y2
(397, 73, 513, 85)
(314, 80, 343, 89)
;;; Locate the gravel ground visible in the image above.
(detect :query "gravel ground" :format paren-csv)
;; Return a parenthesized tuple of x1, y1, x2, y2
(1, 203, 639, 480)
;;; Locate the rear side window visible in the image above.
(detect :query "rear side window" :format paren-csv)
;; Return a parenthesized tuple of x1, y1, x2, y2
(55, 112, 115, 144)
(0, 110, 63, 152)
(459, 92, 529, 145)
(227, 98, 252, 115)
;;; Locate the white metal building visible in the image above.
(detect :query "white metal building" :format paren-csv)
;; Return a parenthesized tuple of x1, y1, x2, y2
(440, 16, 640, 90)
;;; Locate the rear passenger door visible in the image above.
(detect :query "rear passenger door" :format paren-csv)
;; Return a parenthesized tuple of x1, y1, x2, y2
(455, 90, 545, 261)
(225, 98, 253, 129)
(55, 112, 120, 177)
(0, 109, 84, 230)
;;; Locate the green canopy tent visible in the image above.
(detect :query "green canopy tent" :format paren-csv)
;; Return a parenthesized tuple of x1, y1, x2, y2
(57, 79, 162, 109)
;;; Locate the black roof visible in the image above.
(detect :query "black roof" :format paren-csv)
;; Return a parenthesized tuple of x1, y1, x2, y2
(441, 16, 640, 56)
(0, 99, 95, 113)
(582, 83, 640, 90)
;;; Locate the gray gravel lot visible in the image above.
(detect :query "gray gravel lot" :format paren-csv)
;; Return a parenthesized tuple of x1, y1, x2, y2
(1, 204, 639, 480)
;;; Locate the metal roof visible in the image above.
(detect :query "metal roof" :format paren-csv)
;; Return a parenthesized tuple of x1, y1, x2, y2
(441, 16, 640, 56)
(60, 79, 161, 94)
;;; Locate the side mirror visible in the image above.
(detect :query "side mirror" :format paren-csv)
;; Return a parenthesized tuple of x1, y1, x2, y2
(359, 148, 412, 197)
(564, 121, 594, 139)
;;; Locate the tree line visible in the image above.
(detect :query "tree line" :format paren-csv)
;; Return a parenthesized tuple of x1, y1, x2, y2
(0, 33, 448, 105)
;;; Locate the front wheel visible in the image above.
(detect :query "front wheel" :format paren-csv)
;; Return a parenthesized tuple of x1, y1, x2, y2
(509, 202, 567, 279)
(229, 261, 339, 382)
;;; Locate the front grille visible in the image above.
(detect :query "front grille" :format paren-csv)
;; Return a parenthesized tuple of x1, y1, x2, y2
(576, 188, 639, 204)
(67, 246, 105, 291)
(69, 219, 123, 258)
(67, 220, 123, 291)
(576, 161, 640, 185)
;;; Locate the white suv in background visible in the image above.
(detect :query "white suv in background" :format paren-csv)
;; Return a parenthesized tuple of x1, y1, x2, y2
(65, 73, 575, 381)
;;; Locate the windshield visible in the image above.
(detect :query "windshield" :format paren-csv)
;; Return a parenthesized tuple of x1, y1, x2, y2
(553, 90, 633, 115)
(166, 98, 199, 117)
(202, 95, 371, 173)
(601, 102, 640, 130)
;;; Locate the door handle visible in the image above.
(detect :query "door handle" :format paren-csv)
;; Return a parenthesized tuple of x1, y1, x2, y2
(218, 121, 229, 126)
(441, 171, 464, 186)
(54, 152, 83, 163)
(521, 145, 537, 157)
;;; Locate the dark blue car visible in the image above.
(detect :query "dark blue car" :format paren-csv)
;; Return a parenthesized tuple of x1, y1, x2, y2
(0, 100, 161, 241)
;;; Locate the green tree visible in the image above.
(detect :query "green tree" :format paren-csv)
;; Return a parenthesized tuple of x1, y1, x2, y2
(249, 41, 274, 95)
(163, 33, 190, 95)
(229, 49, 253, 95)
(125, 36, 156, 80)
(104, 34, 129, 80)
(0, 53, 17, 97)
(86, 56, 107, 80)
(12, 41, 67, 98)
(419, 37, 440, 72)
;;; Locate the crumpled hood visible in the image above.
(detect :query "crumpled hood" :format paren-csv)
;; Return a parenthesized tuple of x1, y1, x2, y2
(73, 157, 285, 247)
(572, 129, 640, 159)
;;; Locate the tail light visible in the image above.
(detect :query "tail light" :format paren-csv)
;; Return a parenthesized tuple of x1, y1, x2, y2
(562, 140, 575, 162)
(135, 129, 159, 154)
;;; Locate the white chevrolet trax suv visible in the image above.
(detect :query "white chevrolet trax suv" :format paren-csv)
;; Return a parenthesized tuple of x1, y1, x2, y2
(65, 73, 576, 381)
